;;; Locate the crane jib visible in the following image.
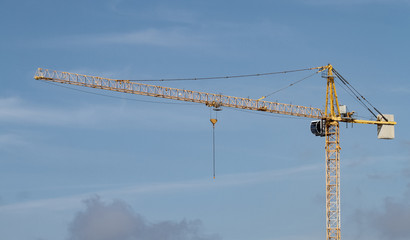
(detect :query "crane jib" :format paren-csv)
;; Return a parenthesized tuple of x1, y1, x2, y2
(34, 65, 397, 240)
(34, 68, 324, 119)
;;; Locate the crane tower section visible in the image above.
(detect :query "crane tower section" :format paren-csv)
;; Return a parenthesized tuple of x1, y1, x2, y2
(34, 64, 397, 240)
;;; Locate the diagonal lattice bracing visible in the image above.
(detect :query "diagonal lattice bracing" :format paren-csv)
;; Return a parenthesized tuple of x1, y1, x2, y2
(325, 121, 340, 240)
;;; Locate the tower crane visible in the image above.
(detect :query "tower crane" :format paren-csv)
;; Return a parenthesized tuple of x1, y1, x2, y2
(34, 64, 396, 240)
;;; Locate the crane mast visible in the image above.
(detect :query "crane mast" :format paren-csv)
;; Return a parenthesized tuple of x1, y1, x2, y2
(324, 65, 341, 240)
(34, 65, 396, 240)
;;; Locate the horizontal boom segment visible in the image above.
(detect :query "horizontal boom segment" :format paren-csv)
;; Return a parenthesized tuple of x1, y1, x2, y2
(34, 68, 324, 119)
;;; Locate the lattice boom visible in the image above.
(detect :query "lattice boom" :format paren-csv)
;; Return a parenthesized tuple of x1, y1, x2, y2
(35, 68, 324, 119)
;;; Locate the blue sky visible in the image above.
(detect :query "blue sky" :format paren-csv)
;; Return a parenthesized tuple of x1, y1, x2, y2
(1, 0, 410, 240)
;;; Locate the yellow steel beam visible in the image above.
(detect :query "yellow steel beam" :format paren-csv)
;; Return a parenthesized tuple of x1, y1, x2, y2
(34, 68, 324, 119)
(34, 68, 396, 127)
(34, 68, 396, 128)
(346, 119, 396, 125)
(327, 117, 397, 125)
(34, 65, 396, 240)
(325, 121, 341, 240)
(324, 64, 340, 118)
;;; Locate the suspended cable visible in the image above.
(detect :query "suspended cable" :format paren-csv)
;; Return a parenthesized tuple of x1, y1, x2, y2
(332, 68, 386, 120)
(336, 78, 378, 119)
(123, 67, 321, 82)
(210, 110, 218, 179)
(334, 80, 376, 118)
(258, 70, 320, 101)
(331, 70, 376, 117)
(41, 81, 193, 105)
(336, 70, 387, 121)
(212, 123, 216, 179)
(334, 81, 378, 121)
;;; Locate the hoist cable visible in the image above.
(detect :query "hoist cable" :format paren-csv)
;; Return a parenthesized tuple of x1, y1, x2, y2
(334, 70, 378, 119)
(332, 69, 386, 121)
(332, 68, 385, 120)
(212, 124, 216, 179)
(259, 70, 320, 100)
(334, 80, 377, 119)
(123, 67, 320, 82)
(331, 70, 373, 115)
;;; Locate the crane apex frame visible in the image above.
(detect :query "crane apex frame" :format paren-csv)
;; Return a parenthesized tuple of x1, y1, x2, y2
(34, 64, 396, 240)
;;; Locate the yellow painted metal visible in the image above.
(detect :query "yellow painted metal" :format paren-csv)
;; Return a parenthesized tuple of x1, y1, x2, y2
(324, 64, 340, 118)
(338, 118, 396, 125)
(325, 121, 341, 240)
(34, 67, 394, 125)
(322, 64, 342, 240)
(210, 118, 218, 126)
(34, 65, 397, 240)
(257, 96, 266, 101)
(34, 68, 324, 119)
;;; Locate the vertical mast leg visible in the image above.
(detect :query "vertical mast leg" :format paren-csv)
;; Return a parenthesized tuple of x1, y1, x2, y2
(325, 120, 341, 240)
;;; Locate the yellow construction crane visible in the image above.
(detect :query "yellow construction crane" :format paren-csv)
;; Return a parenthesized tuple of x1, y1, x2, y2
(34, 64, 396, 240)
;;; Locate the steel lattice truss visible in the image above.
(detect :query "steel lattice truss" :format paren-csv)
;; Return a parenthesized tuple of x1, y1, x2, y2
(325, 122, 341, 240)
(35, 68, 324, 119)
(34, 65, 396, 240)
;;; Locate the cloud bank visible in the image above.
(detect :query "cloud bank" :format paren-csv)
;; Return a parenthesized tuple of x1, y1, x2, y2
(352, 185, 410, 240)
(67, 196, 220, 240)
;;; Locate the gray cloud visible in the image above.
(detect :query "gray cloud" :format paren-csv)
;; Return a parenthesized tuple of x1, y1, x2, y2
(67, 196, 220, 240)
(403, 168, 410, 178)
(367, 173, 392, 180)
(352, 186, 410, 240)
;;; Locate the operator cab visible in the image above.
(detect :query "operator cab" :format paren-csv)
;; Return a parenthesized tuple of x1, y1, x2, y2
(311, 120, 325, 137)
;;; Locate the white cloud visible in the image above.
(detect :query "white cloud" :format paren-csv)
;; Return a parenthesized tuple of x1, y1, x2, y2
(388, 86, 410, 94)
(46, 28, 208, 48)
(0, 163, 320, 213)
(143, 5, 198, 24)
(0, 97, 99, 127)
(39, 18, 295, 50)
(0, 96, 192, 129)
(264, 235, 321, 240)
(92, 29, 204, 47)
(0, 133, 28, 149)
(300, 0, 410, 5)
(107, 1, 198, 24)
